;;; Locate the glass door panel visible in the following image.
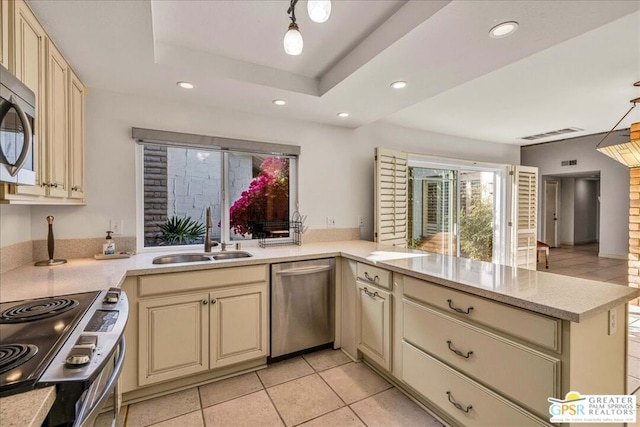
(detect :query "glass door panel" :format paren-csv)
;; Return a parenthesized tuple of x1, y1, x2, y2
(408, 168, 456, 255)
(409, 166, 498, 263)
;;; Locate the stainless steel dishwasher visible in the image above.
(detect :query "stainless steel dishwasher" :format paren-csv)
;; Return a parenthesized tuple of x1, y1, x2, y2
(271, 258, 335, 358)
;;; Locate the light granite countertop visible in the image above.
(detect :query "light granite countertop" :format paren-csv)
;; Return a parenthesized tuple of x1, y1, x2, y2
(0, 240, 636, 322)
(0, 240, 638, 425)
(0, 386, 55, 427)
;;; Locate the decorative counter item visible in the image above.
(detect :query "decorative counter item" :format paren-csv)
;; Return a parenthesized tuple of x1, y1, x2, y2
(34, 216, 67, 266)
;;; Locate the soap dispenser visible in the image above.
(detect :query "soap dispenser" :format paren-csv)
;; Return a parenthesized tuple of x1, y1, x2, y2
(103, 231, 116, 255)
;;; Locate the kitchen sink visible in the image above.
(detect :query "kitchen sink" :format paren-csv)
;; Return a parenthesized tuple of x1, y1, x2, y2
(152, 253, 214, 264)
(211, 251, 253, 260)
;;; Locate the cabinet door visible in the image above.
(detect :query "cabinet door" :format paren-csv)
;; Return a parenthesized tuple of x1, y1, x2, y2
(356, 281, 391, 370)
(68, 68, 84, 199)
(210, 284, 268, 369)
(1, 0, 8, 67)
(139, 293, 209, 386)
(13, 0, 46, 196)
(45, 40, 68, 198)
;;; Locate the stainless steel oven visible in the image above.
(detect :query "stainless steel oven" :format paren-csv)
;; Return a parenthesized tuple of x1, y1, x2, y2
(0, 63, 36, 185)
(0, 288, 128, 427)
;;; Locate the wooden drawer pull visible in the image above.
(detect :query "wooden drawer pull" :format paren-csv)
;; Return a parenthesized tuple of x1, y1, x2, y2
(447, 299, 473, 315)
(446, 391, 473, 413)
(447, 340, 473, 358)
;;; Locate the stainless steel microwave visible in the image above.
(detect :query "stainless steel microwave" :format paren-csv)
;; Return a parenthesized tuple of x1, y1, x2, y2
(0, 64, 36, 185)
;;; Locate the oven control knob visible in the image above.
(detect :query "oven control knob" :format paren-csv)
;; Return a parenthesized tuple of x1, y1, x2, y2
(65, 346, 92, 367)
(104, 287, 121, 304)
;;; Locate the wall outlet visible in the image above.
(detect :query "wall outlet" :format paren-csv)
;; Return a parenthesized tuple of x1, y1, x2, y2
(608, 309, 617, 335)
(110, 219, 124, 235)
(327, 216, 336, 228)
(358, 216, 364, 227)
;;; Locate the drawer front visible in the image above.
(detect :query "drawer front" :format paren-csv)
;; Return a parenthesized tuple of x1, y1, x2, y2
(357, 263, 391, 290)
(403, 300, 559, 417)
(404, 276, 561, 352)
(402, 342, 550, 427)
(139, 265, 268, 296)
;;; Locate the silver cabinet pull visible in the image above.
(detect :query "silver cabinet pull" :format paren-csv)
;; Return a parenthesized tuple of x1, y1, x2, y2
(202, 300, 208, 305)
(363, 287, 379, 299)
(447, 340, 473, 358)
(211, 298, 217, 304)
(447, 391, 472, 413)
(447, 299, 473, 315)
(364, 272, 380, 283)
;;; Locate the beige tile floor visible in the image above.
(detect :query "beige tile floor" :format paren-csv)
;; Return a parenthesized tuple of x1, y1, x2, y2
(102, 350, 443, 427)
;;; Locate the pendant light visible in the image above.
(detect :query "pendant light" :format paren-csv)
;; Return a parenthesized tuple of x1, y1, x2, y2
(284, 0, 303, 56)
(307, 0, 331, 23)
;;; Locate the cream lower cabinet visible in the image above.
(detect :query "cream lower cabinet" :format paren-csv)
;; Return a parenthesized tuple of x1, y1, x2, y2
(210, 284, 268, 369)
(139, 292, 209, 386)
(356, 279, 391, 371)
(399, 274, 628, 427)
(124, 265, 269, 392)
(138, 283, 268, 387)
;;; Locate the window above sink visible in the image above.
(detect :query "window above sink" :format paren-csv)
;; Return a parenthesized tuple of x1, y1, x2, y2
(134, 128, 299, 252)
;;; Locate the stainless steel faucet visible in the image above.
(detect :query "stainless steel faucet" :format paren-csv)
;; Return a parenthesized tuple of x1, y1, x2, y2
(204, 207, 219, 252)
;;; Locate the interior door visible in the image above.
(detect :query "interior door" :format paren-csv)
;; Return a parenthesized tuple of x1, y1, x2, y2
(544, 180, 558, 247)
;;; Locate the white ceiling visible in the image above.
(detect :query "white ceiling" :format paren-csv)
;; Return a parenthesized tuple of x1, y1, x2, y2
(28, 0, 640, 146)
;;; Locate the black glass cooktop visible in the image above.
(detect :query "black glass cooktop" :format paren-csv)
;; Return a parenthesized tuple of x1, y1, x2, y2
(0, 291, 99, 397)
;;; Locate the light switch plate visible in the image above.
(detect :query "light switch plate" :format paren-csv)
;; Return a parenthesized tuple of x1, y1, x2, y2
(110, 219, 124, 235)
(327, 216, 336, 228)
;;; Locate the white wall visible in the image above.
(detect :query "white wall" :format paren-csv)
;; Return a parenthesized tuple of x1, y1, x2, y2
(0, 205, 31, 246)
(3, 88, 519, 247)
(560, 177, 575, 245)
(521, 130, 629, 258)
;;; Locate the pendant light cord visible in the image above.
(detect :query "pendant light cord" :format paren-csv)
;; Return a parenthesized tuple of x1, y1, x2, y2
(596, 101, 637, 148)
(287, 0, 299, 23)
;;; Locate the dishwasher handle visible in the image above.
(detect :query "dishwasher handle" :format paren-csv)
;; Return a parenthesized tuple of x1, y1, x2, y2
(275, 265, 332, 277)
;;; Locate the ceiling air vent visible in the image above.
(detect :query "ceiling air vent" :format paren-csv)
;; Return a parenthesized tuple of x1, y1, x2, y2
(521, 127, 584, 141)
(561, 160, 577, 166)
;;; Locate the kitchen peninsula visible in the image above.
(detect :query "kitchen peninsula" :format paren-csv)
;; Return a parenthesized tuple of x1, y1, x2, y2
(1, 240, 637, 426)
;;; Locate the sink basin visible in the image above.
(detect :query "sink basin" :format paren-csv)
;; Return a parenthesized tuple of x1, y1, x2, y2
(211, 251, 253, 260)
(152, 253, 214, 265)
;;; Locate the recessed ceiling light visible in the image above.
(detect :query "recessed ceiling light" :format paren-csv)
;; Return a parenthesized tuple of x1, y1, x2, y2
(390, 81, 407, 89)
(489, 21, 519, 38)
(337, 112, 349, 118)
(177, 81, 194, 89)
(272, 99, 287, 106)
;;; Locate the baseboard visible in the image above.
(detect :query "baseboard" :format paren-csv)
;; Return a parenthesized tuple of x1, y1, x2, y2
(598, 252, 627, 260)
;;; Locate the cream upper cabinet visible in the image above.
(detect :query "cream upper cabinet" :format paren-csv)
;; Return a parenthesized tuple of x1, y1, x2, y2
(1, 0, 85, 204)
(138, 292, 209, 386)
(68, 68, 84, 199)
(209, 284, 268, 369)
(12, 0, 46, 196)
(356, 279, 391, 371)
(44, 39, 68, 198)
(1, 0, 8, 67)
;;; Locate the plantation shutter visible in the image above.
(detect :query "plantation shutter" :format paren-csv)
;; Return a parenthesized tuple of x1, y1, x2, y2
(509, 165, 538, 270)
(375, 148, 408, 247)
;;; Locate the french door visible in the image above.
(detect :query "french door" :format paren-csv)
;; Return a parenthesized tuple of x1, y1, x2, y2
(408, 164, 500, 263)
